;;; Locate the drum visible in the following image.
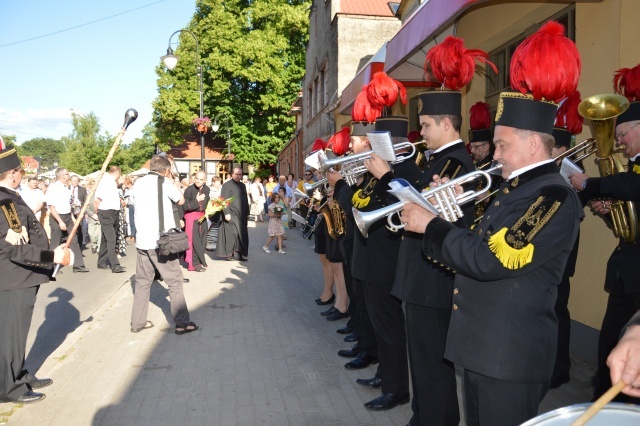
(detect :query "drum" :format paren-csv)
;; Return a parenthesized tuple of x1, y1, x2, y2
(521, 402, 640, 425)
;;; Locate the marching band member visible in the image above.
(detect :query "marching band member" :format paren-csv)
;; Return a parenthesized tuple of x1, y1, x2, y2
(569, 64, 640, 402)
(399, 22, 583, 425)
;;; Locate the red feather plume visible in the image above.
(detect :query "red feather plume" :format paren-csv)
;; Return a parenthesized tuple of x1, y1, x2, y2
(425, 36, 497, 91)
(312, 138, 327, 152)
(509, 21, 581, 103)
(0, 135, 5, 150)
(555, 91, 583, 134)
(352, 84, 382, 123)
(366, 72, 407, 109)
(328, 127, 351, 156)
(613, 65, 640, 101)
(407, 131, 421, 143)
(469, 102, 491, 130)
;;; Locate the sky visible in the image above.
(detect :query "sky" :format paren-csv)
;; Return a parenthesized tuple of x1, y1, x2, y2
(0, 0, 195, 145)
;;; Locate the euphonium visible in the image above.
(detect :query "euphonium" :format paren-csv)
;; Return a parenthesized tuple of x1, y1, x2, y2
(579, 93, 638, 243)
(318, 200, 345, 240)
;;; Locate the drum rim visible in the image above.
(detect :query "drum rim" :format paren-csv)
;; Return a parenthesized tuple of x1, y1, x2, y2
(520, 402, 640, 425)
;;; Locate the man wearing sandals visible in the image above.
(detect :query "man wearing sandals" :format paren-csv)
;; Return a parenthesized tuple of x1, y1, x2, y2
(129, 155, 198, 336)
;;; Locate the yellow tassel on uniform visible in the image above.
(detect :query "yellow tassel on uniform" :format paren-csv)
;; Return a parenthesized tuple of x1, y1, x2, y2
(5, 226, 28, 245)
(488, 227, 534, 269)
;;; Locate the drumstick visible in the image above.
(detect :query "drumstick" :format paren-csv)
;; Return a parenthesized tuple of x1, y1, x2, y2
(570, 380, 626, 426)
(52, 109, 138, 277)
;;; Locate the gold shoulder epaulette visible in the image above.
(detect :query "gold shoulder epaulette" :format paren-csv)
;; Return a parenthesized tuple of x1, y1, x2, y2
(487, 186, 568, 269)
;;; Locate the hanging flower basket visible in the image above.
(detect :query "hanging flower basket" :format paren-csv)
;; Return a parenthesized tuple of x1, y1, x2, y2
(192, 116, 211, 133)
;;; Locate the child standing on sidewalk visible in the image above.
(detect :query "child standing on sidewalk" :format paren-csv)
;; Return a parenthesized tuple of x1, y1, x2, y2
(263, 193, 286, 254)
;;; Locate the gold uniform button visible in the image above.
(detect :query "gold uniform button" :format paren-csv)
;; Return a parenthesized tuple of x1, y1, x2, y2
(494, 201, 500, 206)
(453, 288, 459, 295)
(503, 188, 509, 194)
(453, 304, 459, 310)
(478, 228, 482, 234)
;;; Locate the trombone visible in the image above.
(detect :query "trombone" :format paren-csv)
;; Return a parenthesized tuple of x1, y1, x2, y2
(353, 165, 501, 237)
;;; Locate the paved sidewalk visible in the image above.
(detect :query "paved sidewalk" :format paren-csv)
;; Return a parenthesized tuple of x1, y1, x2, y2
(2, 221, 596, 425)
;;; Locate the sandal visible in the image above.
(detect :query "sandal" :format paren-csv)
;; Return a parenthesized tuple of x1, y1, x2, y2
(131, 320, 154, 333)
(175, 322, 199, 335)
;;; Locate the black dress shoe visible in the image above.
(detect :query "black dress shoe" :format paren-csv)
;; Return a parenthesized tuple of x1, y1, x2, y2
(183, 278, 190, 283)
(30, 378, 53, 389)
(315, 294, 335, 306)
(321, 306, 338, 317)
(344, 352, 378, 370)
(97, 264, 110, 270)
(326, 310, 349, 321)
(14, 390, 45, 404)
(344, 332, 360, 342)
(73, 266, 90, 273)
(364, 392, 410, 411)
(549, 375, 570, 389)
(111, 265, 126, 273)
(337, 344, 360, 358)
(336, 326, 353, 335)
(195, 266, 206, 272)
(356, 376, 383, 389)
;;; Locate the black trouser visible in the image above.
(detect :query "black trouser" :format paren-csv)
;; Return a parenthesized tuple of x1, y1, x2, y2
(362, 279, 408, 395)
(0, 286, 38, 402)
(463, 369, 547, 426)
(98, 209, 120, 268)
(594, 291, 640, 402)
(406, 303, 459, 426)
(49, 213, 84, 267)
(552, 272, 571, 380)
(352, 278, 376, 358)
(343, 259, 357, 330)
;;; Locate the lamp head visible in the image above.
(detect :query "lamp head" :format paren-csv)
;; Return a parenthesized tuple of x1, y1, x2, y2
(212, 117, 219, 132)
(161, 47, 179, 70)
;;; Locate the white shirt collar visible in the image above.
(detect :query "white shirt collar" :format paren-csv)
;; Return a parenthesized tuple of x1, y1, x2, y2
(434, 139, 463, 153)
(507, 159, 555, 180)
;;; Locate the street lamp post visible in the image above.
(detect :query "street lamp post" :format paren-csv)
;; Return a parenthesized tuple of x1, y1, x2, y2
(160, 29, 206, 172)
(212, 115, 231, 172)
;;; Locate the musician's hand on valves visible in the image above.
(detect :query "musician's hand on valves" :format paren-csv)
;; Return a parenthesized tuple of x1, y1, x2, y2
(591, 200, 611, 215)
(607, 324, 640, 397)
(400, 202, 437, 234)
(326, 169, 343, 188)
(569, 172, 589, 192)
(364, 153, 391, 179)
(312, 188, 323, 202)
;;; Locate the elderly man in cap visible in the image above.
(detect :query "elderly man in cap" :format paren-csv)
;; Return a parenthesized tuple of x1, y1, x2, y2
(399, 22, 583, 425)
(0, 137, 70, 404)
(569, 64, 640, 402)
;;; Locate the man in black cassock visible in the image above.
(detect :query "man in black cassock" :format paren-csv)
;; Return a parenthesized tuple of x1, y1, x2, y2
(216, 167, 249, 261)
(183, 171, 210, 271)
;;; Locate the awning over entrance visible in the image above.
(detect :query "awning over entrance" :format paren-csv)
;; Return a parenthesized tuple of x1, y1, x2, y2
(384, 0, 487, 82)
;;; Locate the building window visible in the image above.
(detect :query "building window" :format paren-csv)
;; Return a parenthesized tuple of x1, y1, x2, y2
(485, 6, 575, 109)
(307, 85, 313, 121)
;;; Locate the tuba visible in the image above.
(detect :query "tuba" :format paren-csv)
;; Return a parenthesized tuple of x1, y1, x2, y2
(319, 200, 345, 240)
(579, 94, 638, 243)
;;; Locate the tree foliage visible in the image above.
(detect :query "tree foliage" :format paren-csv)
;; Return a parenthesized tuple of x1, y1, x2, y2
(152, 0, 309, 166)
(18, 138, 65, 170)
(0, 134, 17, 149)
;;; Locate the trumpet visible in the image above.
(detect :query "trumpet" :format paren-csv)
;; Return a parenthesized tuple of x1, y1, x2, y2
(317, 142, 418, 185)
(353, 165, 501, 237)
(303, 179, 329, 193)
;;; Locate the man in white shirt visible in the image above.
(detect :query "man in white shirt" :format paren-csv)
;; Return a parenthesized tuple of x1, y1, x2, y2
(130, 155, 197, 335)
(46, 168, 88, 273)
(95, 166, 125, 273)
(20, 176, 46, 220)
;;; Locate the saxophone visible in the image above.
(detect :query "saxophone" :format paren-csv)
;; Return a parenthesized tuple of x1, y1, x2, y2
(319, 200, 345, 240)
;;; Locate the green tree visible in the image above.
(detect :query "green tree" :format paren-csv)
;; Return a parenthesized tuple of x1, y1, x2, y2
(152, 0, 309, 166)
(0, 134, 17, 149)
(112, 123, 157, 173)
(18, 137, 65, 170)
(59, 112, 111, 175)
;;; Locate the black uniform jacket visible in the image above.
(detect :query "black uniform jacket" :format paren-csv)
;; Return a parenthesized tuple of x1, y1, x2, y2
(183, 184, 210, 214)
(0, 186, 54, 291)
(581, 158, 640, 294)
(422, 162, 583, 382)
(392, 142, 475, 308)
(334, 158, 421, 286)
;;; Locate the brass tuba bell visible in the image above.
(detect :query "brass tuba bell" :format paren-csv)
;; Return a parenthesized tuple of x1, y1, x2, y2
(578, 93, 638, 243)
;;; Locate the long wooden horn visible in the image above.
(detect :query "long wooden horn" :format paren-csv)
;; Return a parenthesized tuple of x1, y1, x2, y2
(52, 108, 138, 277)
